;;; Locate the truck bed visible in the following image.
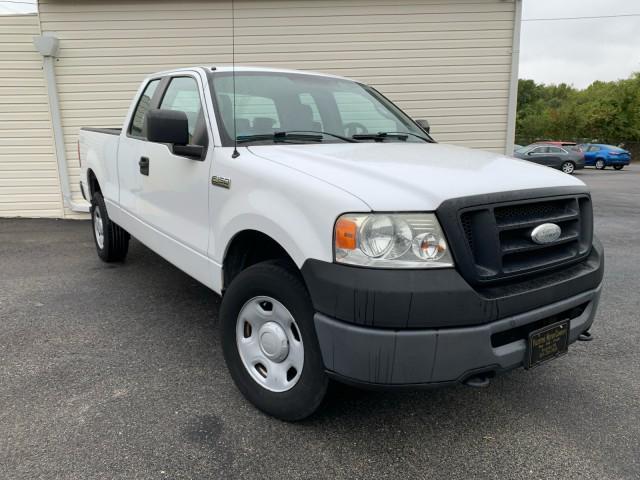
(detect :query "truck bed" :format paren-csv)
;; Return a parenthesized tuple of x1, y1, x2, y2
(81, 127, 122, 135)
(79, 127, 122, 204)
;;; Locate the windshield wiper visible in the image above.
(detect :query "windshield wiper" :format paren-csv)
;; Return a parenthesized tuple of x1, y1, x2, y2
(236, 131, 324, 144)
(285, 130, 358, 143)
(352, 132, 432, 143)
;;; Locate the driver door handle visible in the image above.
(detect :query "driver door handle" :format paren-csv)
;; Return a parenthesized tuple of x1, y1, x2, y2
(139, 156, 149, 176)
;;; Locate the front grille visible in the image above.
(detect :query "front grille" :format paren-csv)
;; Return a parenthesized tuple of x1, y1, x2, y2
(457, 195, 593, 283)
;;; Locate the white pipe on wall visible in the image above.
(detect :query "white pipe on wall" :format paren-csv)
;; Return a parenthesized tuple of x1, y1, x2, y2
(505, 0, 523, 155)
(34, 33, 90, 213)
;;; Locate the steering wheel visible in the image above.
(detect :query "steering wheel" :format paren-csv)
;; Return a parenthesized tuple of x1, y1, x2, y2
(344, 122, 368, 137)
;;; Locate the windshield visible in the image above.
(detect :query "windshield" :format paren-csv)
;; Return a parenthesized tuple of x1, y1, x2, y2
(210, 71, 432, 146)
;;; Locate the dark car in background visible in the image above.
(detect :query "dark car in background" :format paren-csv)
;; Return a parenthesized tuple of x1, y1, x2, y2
(580, 144, 631, 170)
(514, 144, 585, 174)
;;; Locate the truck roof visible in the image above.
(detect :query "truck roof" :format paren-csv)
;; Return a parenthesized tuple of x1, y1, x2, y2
(149, 65, 355, 83)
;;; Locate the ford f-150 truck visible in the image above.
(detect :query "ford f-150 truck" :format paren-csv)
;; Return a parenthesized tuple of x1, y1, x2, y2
(79, 66, 604, 421)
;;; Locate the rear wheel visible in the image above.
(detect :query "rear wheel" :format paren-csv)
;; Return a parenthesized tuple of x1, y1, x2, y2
(91, 191, 130, 262)
(614, 165, 624, 171)
(595, 159, 606, 170)
(561, 161, 575, 174)
(220, 260, 328, 421)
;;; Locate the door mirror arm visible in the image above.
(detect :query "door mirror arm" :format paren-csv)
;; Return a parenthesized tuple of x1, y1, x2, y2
(173, 144, 205, 160)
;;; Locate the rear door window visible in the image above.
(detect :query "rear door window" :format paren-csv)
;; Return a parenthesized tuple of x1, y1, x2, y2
(129, 79, 160, 138)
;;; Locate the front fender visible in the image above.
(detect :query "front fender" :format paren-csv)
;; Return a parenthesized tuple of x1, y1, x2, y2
(216, 188, 331, 268)
(210, 152, 369, 269)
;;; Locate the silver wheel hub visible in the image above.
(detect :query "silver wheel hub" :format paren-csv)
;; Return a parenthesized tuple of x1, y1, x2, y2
(93, 208, 104, 249)
(236, 296, 304, 392)
(258, 322, 289, 363)
(562, 163, 574, 173)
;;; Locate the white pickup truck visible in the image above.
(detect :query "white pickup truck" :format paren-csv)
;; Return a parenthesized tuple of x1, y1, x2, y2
(79, 66, 604, 420)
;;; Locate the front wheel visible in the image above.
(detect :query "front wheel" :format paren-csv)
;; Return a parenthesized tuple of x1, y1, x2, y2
(614, 165, 624, 170)
(595, 159, 606, 170)
(561, 161, 575, 174)
(220, 260, 328, 421)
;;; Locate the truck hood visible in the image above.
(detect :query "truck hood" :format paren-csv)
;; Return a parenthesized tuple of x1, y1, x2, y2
(247, 142, 585, 211)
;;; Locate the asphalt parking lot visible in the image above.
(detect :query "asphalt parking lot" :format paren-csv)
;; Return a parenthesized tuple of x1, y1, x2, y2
(1, 166, 639, 479)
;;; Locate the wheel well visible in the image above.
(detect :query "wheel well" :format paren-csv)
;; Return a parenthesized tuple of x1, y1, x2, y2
(223, 230, 297, 290)
(87, 169, 101, 197)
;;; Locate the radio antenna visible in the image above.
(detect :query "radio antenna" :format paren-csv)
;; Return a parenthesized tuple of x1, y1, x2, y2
(231, 0, 240, 158)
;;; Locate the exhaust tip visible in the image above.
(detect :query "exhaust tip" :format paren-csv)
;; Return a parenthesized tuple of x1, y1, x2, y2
(578, 330, 594, 342)
(464, 374, 491, 388)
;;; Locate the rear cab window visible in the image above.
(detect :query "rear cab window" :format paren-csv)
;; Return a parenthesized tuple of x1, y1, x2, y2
(333, 91, 398, 133)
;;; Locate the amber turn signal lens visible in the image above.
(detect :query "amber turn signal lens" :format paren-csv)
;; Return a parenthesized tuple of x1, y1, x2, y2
(335, 218, 357, 250)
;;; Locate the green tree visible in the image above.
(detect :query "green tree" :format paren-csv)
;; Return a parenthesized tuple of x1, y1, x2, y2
(515, 72, 640, 146)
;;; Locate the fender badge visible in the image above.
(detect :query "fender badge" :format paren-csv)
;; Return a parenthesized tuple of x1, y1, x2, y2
(211, 176, 231, 189)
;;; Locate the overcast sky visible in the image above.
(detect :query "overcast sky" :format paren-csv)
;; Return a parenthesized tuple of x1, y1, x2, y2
(520, 0, 640, 88)
(1, 0, 639, 89)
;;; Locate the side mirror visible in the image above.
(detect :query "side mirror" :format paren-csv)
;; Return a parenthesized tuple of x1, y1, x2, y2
(415, 119, 430, 134)
(146, 109, 189, 145)
(145, 109, 204, 160)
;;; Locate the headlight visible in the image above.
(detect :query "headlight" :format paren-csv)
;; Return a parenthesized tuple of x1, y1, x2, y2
(334, 213, 454, 268)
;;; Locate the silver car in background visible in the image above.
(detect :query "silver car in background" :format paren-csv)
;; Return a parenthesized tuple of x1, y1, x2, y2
(514, 144, 585, 174)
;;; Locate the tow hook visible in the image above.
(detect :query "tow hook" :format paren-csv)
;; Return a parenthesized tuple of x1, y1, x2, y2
(464, 375, 491, 388)
(578, 330, 594, 342)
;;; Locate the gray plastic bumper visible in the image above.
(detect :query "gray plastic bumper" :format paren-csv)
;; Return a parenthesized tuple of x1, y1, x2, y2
(314, 282, 602, 387)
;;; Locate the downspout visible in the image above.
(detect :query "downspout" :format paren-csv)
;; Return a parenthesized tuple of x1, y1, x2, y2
(33, 33, 90, 213)
(505, 0, 523, 155)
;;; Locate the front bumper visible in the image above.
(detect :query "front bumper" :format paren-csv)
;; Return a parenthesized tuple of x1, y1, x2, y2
(608, 158, 630, 166)
(314, 282, 601, 386)
(302, 240, 604, 387)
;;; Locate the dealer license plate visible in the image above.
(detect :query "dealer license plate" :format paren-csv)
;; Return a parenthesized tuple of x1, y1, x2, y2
(526, 320, 570, 369)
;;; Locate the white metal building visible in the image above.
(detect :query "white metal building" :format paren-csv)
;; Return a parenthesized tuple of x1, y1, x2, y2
(0, 0, 522, 218)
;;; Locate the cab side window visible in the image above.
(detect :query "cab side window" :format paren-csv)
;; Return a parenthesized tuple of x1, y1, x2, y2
(160, 76, 208, 146)
(129, 79, 160, 138)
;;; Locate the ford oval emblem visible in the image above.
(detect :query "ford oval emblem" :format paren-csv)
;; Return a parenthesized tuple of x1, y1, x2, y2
(531, 223, 561, 245)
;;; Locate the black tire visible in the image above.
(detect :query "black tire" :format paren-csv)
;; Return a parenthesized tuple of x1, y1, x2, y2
(90, 191, 130, 262)
(220, 260, 328, 421)
(614, 165, 624, 170)
(560, 161, 575, 174)
(595, 159, 606, 170)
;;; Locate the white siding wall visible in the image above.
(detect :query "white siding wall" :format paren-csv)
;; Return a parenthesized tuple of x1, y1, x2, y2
(0, 14, 63, 217)
(37, 0, 515, 216)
